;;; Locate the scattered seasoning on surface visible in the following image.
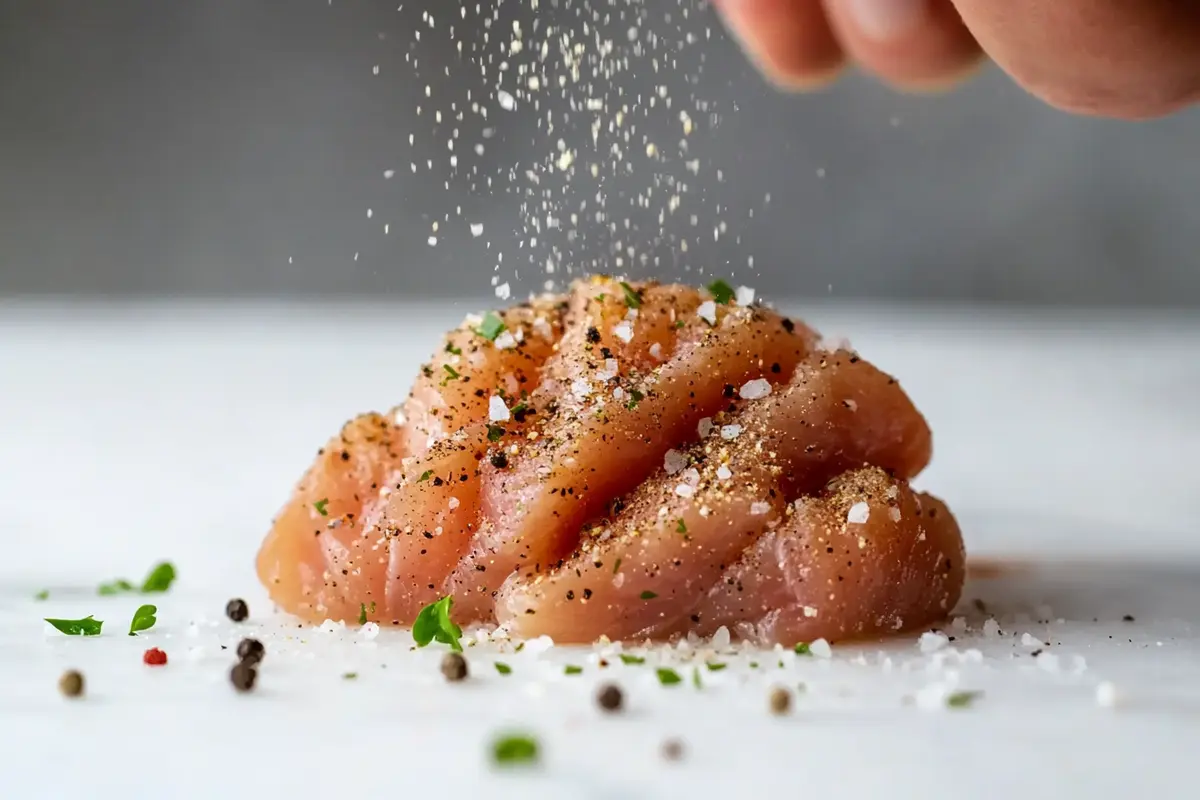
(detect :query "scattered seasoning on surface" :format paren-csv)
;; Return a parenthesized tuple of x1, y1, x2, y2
(237, 638, 265, 665)
(619, 281, 642, 309)
(564, 665, 584, 676)
(513, 642, 525, 653)
(1123, 615, 1135, 622)
(230, 661, 258, 693)
(342, 672, 358, 680)
(946, 690, 983, 709)
(58, 670, 85, 698)
(640, 591, 658, 600)
(612, 558, 623, 575)
(442, 364, 460, 381)
(226, 598, 249, 623)
(769, 686, 792, 715)
(34, 590, 49, 601)
(313, 498, 329, 516)
(619, 654, 645, 665)
(596, 684, 623, 712)
(486, 424, 505, 442)
(444, 342, 462, 355)
(625, 389, 644, 410)
(489, 452, 509, 469)
(441, 652, 469, 682)
(794, 642, 811, 656)
(128, 604, 157, 636)
(494, 662, 512, 675)
(413, 596, 464, 652)
(491, 734, 540, 766)
(358, 602, 369, 625)
(661, 739, 685, 762)
(706, 662, 727, 671)
(675, 519, 687, 534)
(476, 312, 506, 341)
(45, 616, 103, 636)
(417, 470, 433, 482)
(143, 647, 168, 666)
(706, 279, 734, 305)
(656, 668, 682, 686)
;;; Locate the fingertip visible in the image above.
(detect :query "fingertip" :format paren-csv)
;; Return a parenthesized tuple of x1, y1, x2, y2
(714, 0, 846, 88)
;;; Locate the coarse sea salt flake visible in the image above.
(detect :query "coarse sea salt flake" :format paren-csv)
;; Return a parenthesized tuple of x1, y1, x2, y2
(735, 286, 755, 306)
(612, 322, 634, 343)
(697, 300, 717, 325)
(750, 502, 771, 516)
(720, 424, 742, 441)
(809, 638, 832, 658)
(1021, 632, 1044, 648)
(489, 395, 510, 422)
(982, 618, 1002, 637)
(470, 223, 484, 237)
(674, 484, 695, 498)
(716, 465, 732, 481)
(494, 331, 518, 350)
(919, 631, 949, 653)
(739, 379, 771, 400)
(847, 502, 870, 524)
(495, 282, 512, 300)
(664, 449, 687, 475)
(360, 622, 380, 640)
(698, 417, 714, 438)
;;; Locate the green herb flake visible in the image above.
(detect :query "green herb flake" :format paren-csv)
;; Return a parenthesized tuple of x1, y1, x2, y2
(706, 662, 727, 671)
(412, 596, 463, 652)
(128, 604, 157, 636)
(492, 733, 540, 766)
(487, 424, 505, 443)
(441, 364, 461, 381)
(97, 579, 135, 596)
(476, 312, 507, 342)
(692, 667, 702, 689)
(445, 342, 462, 355)
(358, 603, 369, 625)
(612, 557, 622, 575)
(619, 281, 642, 309)
(946, 690, 983, 709)
(656, 667, 682, 686)
(417, 470, 433, 483)
(619, 654, 645, 665)
(675, 519, 687, 534)
(707, 279, 735, 305)
(640, 590, 658, 600)
(564, 665, 583, 675)
(313, 498, 329, 517)
(625, 388, 644, 410)
(34, 590, 49, 601)
(139, 562, 176, 593)
(794, 642, 812, 656)
(494, 662, 513, 675)
(342, 672, 358, 680)
(749, 661, 760, 669)
(514, 642, 525, 653)
(45, 616, 103, 636)
(673, 319, 685, 329)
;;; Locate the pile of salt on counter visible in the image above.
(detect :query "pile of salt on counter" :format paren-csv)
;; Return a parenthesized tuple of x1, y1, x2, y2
(383, 0, 768, 298)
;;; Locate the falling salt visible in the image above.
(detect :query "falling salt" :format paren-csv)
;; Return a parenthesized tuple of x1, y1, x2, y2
(711, 626, 731, 649)
(495, 283, 512, 300)
(696, 300, 717, 325)
(982, 619, 1002, 637)
(359, 622, 381, 641)
(470, 223, 484, 237)
(738, 379, 772, 400)
(489, 395, 511, 422)
(735, 286, 755, 306)
(847, 502, 871, 525)
(496, 90, 516, 111)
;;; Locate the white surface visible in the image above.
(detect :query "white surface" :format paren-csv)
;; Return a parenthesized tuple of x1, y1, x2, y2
(3, 301, 1200, 799)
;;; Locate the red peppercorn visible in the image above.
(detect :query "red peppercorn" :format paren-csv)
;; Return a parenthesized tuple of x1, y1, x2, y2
(143, 647, 168, 666)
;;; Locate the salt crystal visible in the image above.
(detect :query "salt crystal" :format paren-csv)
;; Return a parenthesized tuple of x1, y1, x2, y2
(360, 622, 380, 641)
(649, 343, 663, 360)
(1036, 651, 1060, 673)
(570, 379, 592, 399)
(697, 417, 714, 438)
(919, 631, 949, 654)
(716, 465, 732, 481)
(720, 424, 742, 441)
(664, 449, 687, 475)
(982, 618, 1002, 637)
(847, 502, 870, 524)
(448, 497, 460, 510)
(889, 506, 902, 522)
(735, 285, 755, 306)
(711, 626, 731, 649)
(697, 300, 717, 325)
(738, 379, 772, 400)
(681, 468, 701, 486)
(950, 616, 967, 632)
(1095, 681, 1119, 708)
(489, 395, 511, 422)
(494, 331, 518, 350)
(470, 223, 484, 237)
(319, 619, 343, 634)
(803, 606, 818, 618)
(495, 282, 512, 300)
(1020, 633, 1044, 648)
(524, 635, 555, 655)
(612, 321, 634, 343)
(750, 502, 770, 516)
(674, 484, 695, 498)
(809, 638, 832, 658)
(496, 90, 516, 111)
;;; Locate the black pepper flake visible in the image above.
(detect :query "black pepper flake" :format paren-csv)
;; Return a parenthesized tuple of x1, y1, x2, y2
(230, 661, 258, 692)
(661, 739, 684, 761)
(781, 318, 795, 333)
(441, 652, 469, 682)
(1123, 614, 1135, 622)
(586, 326, 602, 344)
(596, 683, 624, 712)
(236, 638, 265, 665)
(225, 598, 249, 623)
(58, 669, 85, 698)
(722, 383, 735, 398)
(490, 452, 509, 469)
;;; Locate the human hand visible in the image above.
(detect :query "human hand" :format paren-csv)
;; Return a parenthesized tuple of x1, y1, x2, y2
(712, 0, 1200, 119)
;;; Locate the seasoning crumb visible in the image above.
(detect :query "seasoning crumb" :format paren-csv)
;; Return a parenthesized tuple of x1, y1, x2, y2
(596, 683, 623, 712)
(661, 738, 685, 761)
(441, 651, 469, 682)
(1122, 615, 1135, 623)
(230, 661, 258, 693)
(769, 686, 792, 716)
(58, 669, 84, 698)
(225, 598, 249, 623)
(236, 638, 265, 666)
(142, 647, 168, 666)
(342, 672, 358, 680)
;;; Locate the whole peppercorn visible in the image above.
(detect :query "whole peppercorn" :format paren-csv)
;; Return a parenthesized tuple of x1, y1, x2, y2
(236, 637, 265, 666)
(230, 661, 258, 692)
(58, 669, 85, 698)
(225, 598, 249, 623)
(596, 683, 624, 713)
(769, 686, 792, 716)
(440, 652, 469, 682)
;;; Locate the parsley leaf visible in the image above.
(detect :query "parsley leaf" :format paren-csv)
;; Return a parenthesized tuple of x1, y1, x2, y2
(619, 654, 645, 665)
(139, 562, 176, 593)
(417, 470, 433, 482)
(342, 672, 358, 680)
(412, 596, 463, 652)
(98, 579, 135, 596)
(514, 642, 525, 653)
(625, 388, 644, 410)
(640, 590, 658, 600)
(692, 667, 702, 689)
(358, 602, 368, 625)
(794, 642, 811, 656)
(492, 733, 540, 766)
(706, 662, 727, 671)
(445, 342, 462, 355)
(656, 667, 682, 686)
(946, 690, 983, 709)
(45, 616, 103, 636)
(487, 424, 505, 443)
(476, 312, 507, 342)
(128, 604, 157, 636)
(441, 364, 461, 383)
(619, 281, 642, 309)
(313, 498, 329, 516)
(564, 665, 583, 675)
(34, 590, 49, 601)
(675, 519, 687, 534)
(707, 279, 735, 305)
(494, 662, 513, 675)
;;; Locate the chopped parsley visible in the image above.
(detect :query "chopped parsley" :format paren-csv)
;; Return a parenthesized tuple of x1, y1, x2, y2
(656, 667, 682, 686)
(706, 279, 735, 305)
(441, 364, 461, 384)
(128, 604, 157, 636)
(618, 654, 645, 665)
(476, 312, 507, 341)
(946, 690, 983, 709)
(487, 424, 505, 443)
(564, 665, 583, 675)
(358, 602, 368, 625)
(34, 590, 49, 601)
(45, 616, 103, 636)
(412, 596, 463, 652)
(625, 388, 644, 410)
(673, 319, 685, 329)
(494, 662, 513, 675)
(417, 470, 433, 482)
(619, 281, 642, 309)
(139, 562, 176, 593)
(692, 667, 702, 689)
(313, 498, 329, 516)
(98, 580, 135, 596)
(706, 662, 727, 671)
(640, 591, 658, 600)
(445, 342, 462, 355)
(514, 642, 525, 653)
(675, 519, 687, 534)
(794, 642, 812, 656)
(342, 672, 358, 680)
(492, 733, 540, 766)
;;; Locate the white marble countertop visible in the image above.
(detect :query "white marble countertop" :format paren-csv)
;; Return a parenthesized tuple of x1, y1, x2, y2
(2, 300, 1199, 799)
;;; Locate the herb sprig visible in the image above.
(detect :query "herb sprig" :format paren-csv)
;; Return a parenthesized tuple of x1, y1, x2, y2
(412, 596, 463, 652)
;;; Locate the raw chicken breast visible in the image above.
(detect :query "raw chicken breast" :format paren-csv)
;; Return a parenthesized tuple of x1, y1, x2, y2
(256, 278, 964, 646)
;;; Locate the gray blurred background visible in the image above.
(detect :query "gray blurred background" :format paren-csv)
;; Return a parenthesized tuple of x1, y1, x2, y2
(2, 0, 1198, 307)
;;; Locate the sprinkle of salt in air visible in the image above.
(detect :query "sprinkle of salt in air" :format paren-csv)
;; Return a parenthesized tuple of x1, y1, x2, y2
(735, 286, 755, 306)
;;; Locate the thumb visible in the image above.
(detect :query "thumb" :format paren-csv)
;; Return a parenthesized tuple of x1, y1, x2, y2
(711, 0, 845, 88)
